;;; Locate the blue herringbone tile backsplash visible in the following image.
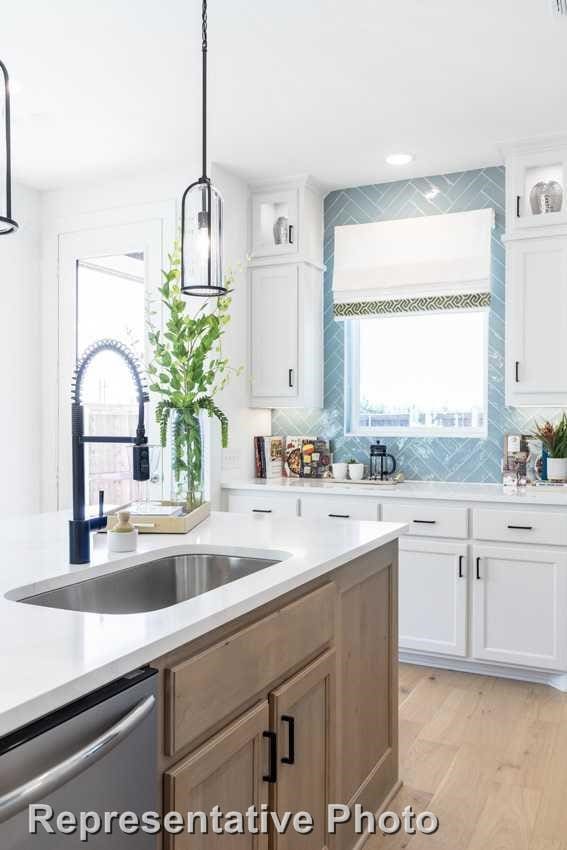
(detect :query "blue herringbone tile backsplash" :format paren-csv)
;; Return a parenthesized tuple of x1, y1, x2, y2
(272, 167, 560, 483)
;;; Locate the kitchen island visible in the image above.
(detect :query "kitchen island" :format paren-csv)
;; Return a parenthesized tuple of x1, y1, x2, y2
(0, 509, 406, 850)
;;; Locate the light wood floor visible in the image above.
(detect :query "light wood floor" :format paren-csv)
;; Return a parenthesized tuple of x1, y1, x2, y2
(365, 663, 567, 850)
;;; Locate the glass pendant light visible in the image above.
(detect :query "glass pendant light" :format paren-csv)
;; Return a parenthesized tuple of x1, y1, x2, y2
(181, 0, 226, 297)
(0, 59, 18, 235)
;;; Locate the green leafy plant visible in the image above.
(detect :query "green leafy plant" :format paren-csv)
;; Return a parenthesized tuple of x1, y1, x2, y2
(147, 244, 241, 510)
(531, 414, 567, 459)
(346, 458, 359, 465)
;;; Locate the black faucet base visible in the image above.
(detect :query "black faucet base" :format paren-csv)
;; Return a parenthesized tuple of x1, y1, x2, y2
(69, 516, 108, 565)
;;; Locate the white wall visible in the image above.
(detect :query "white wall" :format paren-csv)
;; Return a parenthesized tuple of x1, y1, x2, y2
(0, 182, 42, 515)
(40, 164, 269, 511)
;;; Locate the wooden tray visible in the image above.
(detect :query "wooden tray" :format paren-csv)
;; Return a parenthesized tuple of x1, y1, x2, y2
(107, 501, 210, 534)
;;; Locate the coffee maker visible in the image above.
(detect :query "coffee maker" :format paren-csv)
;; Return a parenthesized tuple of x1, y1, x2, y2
(369, 441, 397, 481)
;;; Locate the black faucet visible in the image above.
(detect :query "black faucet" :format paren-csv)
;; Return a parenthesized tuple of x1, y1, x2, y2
(69, 339, 151, 564)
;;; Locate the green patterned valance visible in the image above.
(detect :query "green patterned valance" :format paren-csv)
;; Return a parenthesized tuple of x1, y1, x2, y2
(334, 291, 491, 320)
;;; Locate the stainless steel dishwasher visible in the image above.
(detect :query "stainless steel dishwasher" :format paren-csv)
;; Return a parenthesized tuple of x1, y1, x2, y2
(0, 668, 158, 848)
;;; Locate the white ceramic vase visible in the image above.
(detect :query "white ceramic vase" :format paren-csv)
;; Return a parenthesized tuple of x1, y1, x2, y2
(348, 463, 365, 481)
(547, 457, 567, 481)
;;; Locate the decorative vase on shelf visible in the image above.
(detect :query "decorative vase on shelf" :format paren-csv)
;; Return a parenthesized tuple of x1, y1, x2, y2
(546, 457, 567, 482)
(529, 180, 563, 215)
(273, 215, 289, 246)
(170, 409, 204, 511)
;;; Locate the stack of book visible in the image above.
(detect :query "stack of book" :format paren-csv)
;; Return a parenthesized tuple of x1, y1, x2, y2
(254, 436, 284, 479)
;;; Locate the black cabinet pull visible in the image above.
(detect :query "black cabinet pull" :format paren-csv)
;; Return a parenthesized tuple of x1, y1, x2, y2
(413, 519, 437, 525)
(263, 731, 277, 783)
(288, 224, 294, 244)
(516, 195, 521, 218)
(507, 524, 533, 531)
(329, 513, 350, 518)
(253, 508, 272, 514)
(458, 555, 464, 579)
(281, 715, 295, 765)
(476, 556, 481, 580)
(288, 368, 294, 388)
(515, 361, 520, 383)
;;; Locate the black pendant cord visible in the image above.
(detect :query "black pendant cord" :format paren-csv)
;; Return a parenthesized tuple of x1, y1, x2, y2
(179, 0, 226, 296)
(201, 0, 208, 181)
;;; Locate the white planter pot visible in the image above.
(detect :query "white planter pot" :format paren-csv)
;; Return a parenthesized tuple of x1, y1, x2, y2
(348, 463, 365, 481)
(547, 457, 567, 481)
(332, 463, 348, 480)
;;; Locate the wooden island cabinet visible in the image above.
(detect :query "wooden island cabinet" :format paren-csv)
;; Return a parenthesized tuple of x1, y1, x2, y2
(150, 541, 399, 849)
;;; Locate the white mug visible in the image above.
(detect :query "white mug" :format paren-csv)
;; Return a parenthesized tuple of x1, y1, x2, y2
(332, 462, 348, 480)
(348, 463, 365, 481)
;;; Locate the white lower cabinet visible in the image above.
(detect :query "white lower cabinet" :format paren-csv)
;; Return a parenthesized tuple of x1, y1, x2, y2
(224, 488, 567, 679)
(398, 538, 468, 657)
(472, 544, 567, 671)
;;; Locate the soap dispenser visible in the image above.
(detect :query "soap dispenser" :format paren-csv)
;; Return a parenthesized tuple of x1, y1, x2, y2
(107, 511, 138, 553)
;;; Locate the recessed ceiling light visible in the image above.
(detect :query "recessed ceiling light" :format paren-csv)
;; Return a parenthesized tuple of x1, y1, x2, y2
(385, 153, 414, 166)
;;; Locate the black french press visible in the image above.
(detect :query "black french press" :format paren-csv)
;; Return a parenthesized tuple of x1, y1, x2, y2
(369, 441, 397, 481)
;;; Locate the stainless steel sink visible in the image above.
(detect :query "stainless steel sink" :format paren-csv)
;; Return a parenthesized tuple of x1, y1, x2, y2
(20, 554, 281, 615)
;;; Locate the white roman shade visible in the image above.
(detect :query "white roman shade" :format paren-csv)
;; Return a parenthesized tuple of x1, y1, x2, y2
(332, 208, 494, 319)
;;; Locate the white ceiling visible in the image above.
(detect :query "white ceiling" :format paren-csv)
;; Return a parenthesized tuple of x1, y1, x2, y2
(3, 0, 567, 192)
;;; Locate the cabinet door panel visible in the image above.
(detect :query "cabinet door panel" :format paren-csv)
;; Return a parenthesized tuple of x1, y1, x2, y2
(399, 538, 468, 657)
(163, 701, 269, 850)
(507, 237, 567, 404)
(472, 545, 567, 670)
(251, 266, 298, 398)
(270, 651, 335, 850)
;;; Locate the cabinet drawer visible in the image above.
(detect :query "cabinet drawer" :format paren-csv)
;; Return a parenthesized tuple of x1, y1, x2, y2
(473, 508, 567, 546)
(382, 502, 469, 539)
(227, 491, 298, 517)
(165, 584, 334, 756)
(300, 493, 379, 521)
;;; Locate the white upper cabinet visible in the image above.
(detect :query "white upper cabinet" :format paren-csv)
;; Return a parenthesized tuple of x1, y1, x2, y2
(251, 265, 299, 400)
(506, 235, 567, 406)
(503, 137, 567, 406)
(248, 175, 324, 409)
(504, 136, 567, 236)
(250, 263, 323, 408)
(249, 176, 324, 266)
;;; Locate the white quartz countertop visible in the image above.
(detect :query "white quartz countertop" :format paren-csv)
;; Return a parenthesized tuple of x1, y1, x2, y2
(0, 509, 405, 738)
(222, 478, 567, 507)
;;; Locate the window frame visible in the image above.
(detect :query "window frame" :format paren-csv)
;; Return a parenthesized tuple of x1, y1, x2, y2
(344, 309, 489, 440)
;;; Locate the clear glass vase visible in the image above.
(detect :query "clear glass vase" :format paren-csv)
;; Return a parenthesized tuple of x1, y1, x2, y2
(170, 409, 204, 511)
